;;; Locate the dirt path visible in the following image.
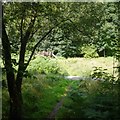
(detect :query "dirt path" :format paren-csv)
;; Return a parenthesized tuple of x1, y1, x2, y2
(48, 96, 65, 119)
(47, 76, 103, 119)
(48, 85, 71, 119)
(47, 76, 87, 119)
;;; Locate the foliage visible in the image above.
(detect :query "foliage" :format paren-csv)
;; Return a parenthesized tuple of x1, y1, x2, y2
(91, 67, 116, 81)
(81, 44, 99, 58)
(57, 73, 118, 119)
(27, 56, 67, 76)
(94, 3, 118, 57)
(2, 2, 119, 119)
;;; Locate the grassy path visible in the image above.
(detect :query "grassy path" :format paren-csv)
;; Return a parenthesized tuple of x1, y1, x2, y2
(47, 76, 104, 119)
(48, 84, 72, 119)
(48, 95, 65, 119)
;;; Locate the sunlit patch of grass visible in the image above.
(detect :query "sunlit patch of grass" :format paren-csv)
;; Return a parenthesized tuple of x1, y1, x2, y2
(30, 79, 71, 118)
(57, 57, 114, 76)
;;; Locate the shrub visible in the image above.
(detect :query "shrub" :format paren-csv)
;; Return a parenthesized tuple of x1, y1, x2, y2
(81, 44, 99, 58)
(57, 71, 118, 119)
(90, 67, 116, 82)
(27, 57, 65, 76)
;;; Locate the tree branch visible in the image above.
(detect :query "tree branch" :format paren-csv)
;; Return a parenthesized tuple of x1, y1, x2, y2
(16, 15, 36, 90)
(20, 11, 25, 42)
(24, 19, 73, 70)
(24, 26, 54, 70)
(29, 28, 38, 40)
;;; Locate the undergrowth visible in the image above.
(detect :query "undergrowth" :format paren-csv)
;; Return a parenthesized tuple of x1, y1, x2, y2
(2, 57, 118, 119)
(56, 68, 119, 120)
(22, 75, 70, 119)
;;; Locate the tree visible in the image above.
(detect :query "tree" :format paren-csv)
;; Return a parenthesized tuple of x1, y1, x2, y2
(40, 3, 104, 58)
(2, 2, 69, 119)
(2, 2, 118, 119)
(94, 3, 118, 57)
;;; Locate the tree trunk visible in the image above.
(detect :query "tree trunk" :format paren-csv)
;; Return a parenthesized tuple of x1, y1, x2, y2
(9, 87, 22, 120)
(104, 49, 105, 57)
(2, 19, 23, 120)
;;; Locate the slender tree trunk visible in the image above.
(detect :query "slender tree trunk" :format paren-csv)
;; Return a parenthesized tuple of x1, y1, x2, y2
(104, 49, 105, 57)
(117, 3, 120, 118)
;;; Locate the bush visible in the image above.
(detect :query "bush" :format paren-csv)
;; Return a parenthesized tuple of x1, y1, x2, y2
(27, 56, 65, 76)
(91, 67, 116, 82)
(57, 71, 118, 119)
(81, 44, 99, 58)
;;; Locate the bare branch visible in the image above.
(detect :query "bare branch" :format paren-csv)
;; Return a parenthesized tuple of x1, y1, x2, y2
(24, 26, 54, 70)
(20, 14, 24, 42)
(24, 19, 73, 70)
(16, 15, 37, 89)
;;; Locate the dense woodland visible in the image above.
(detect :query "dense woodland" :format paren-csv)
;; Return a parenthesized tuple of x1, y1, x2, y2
(1, 2, 120, 120)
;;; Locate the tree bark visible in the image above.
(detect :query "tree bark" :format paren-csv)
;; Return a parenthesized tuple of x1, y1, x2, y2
(2, 20, 22, 120)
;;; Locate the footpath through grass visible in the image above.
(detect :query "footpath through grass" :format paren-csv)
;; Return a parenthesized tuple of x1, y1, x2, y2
(2, 57, 118, 119)
(2, 74, 73, 119)
(55, 79, 118, 120)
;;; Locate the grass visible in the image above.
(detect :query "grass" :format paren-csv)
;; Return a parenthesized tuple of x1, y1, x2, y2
(57, 57, 114, 76)
(2, 73, 71, 119)
(56, 80, 119, 119)
(2, 56, 118, 119)
(22, 75, 72, 119)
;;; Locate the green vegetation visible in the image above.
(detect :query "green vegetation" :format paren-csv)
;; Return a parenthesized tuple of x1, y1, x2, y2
(27, 56, 67, 76)
(81, 44, 99, 58)
(56, 80, 118, 119)
(22, 76, 70, 119)
(2, 57, 119, 119)
(2, 56, 70, 119)
(2, 2, 119, 120)
(58, 57, 114, 76)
